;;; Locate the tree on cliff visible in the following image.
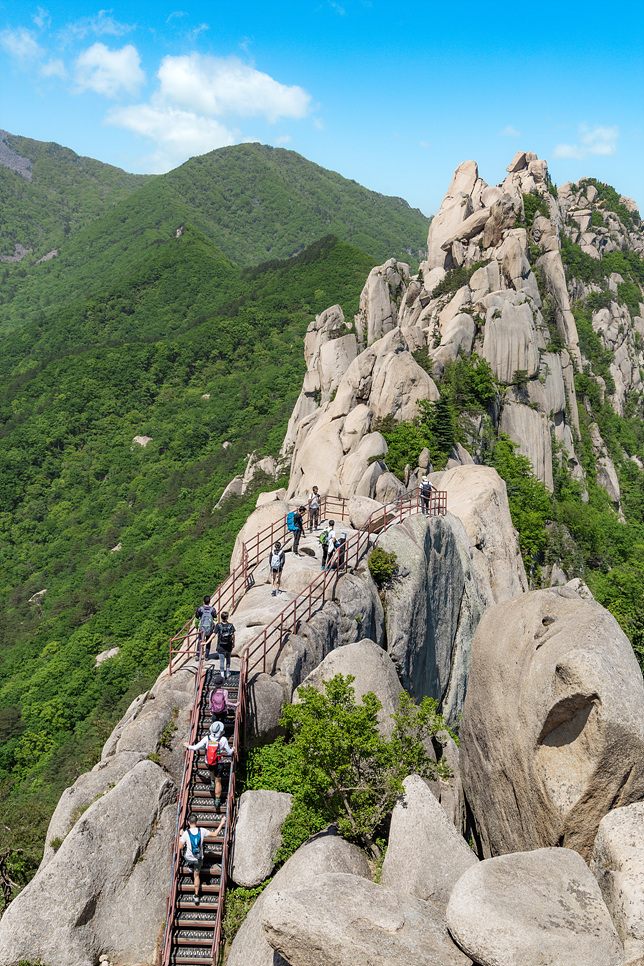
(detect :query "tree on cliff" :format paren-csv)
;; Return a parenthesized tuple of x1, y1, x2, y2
(280, 674, 452, 857)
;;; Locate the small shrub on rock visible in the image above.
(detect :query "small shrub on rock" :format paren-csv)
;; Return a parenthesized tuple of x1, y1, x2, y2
(368, 548, 398, 584)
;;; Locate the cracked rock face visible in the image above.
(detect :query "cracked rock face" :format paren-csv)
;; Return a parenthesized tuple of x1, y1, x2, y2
(459, 587, 644, 860)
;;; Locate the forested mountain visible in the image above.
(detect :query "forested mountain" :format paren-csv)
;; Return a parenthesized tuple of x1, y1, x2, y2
(0, 137, 428, 336)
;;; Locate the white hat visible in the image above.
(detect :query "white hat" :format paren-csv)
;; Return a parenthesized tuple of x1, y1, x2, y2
(422, 477, 428, 482)
(209, 721, 224, 738)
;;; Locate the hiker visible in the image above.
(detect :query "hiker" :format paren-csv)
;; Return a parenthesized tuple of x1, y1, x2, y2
(195, 595, 216, 659)
(328, 532, 347, 570)
(320, 520, 336, 570)
(210, 673, 238, 723)
(292, 505, 305, 555)
(183, 720, 234, 807)
(179, 811, 225, 905)
(308, 486, 321, 531)
(213, 612, 235, 678)
(420, 476, 435, 515)
(269, 541, 285, 596)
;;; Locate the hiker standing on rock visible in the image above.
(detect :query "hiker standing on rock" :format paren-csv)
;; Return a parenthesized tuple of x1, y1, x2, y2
(420, 477, 435, 515)
(292, 505, 305, 556)
(184, 721, 234, 807)
(308, 486, 321, 531)
(180, 811, 225, 905)
(270, 541, 285, 596)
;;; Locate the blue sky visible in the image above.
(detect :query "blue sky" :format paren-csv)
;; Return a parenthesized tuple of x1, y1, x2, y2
(1, 0, 642, 215)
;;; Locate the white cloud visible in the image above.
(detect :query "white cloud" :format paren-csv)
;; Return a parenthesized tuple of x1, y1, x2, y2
(75, 43, 145, 97)
(554, 123, 619, 161)
(41, 58, 66, 79)
(107, 102, 236, 172)
(500, 124, 521, 138)
(275, 134, 292, 144)
(313, 118, 325, 131)
(33, 7, 51, 29)
(63, 11, 134, 43)
(157, 54, 311, 122)
(0, 27, 43, 60)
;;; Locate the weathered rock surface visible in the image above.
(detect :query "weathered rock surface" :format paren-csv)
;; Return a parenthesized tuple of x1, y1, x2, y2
(460, 588, 644, 859)
(378, 511, 484, 723)
(262, 872, 472, 966)
(591, 802, 644, 959)
(226, 828, 371, 966)
(0, 761, 176, 966)
(446, 847, 624, 966)
(231, 790, 293, 887)
(380, 774, 477, 909)
(295, 638, 402, 735)
(430, 465, 528, 608)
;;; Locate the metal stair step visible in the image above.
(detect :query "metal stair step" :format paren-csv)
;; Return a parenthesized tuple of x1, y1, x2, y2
(177, 896, 219, 911)
(176, 909, 218, 927)
(174, 928, 215, 946)
(171, 947, 213, 964)
(179, 875, 221, 892)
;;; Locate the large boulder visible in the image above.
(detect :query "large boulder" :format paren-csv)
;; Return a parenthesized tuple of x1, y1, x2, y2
(432, 465, 528, 607)
(0, 760, 176, 966)
(226, 828, 371, 966)
(378, 512, 484, 723)
(231, 790, 293, 887)
(380, 774, 477, 909)
(460, 587, 644, 859)
(446, 848, 624, 966)
(262, 872, 472, 966)
(591, 802, 644, 960)
(295, 638, 402, 735)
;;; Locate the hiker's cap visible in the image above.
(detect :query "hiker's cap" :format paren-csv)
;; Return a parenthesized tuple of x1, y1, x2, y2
(213, 674, 224, 687)
(209, 721, 224, 738)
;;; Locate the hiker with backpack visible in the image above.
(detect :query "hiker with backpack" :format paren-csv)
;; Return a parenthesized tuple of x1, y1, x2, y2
(308, 486, 321, 531)
(210, 673, 238, 723)
(269, 541, 285, 596)
(213, 613, 235, 678)
(287, 505, 305, 556)
(195, 595, 216, 660)
(420, 477, 435, 515)
(179, 811, 225, 905)
(183, 720, 234, 808)
(320, 520, 336, 570)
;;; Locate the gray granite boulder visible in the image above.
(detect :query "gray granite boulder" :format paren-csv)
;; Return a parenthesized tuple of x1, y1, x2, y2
(446, 847, 624, 966)
(460, 588, 644, 859)
(380, 774, 476, 909)
(263, 872, 472, 966)
(295, 638, 401, 735)
(231, 790, 293, 887)
(0, 760, 176, 966)
(227, 828, 371, 966)
(591, 802, 644, 959)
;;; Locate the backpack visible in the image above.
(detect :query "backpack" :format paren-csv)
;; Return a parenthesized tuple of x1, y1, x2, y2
(218, 623, 234, 653)
(319, 529, 329, 546)
(206, 739, 220, 766)
(270, 550, 282, 569)
(199, 605, 214, 636)
(211, 689, 228, 715)
(187, 828, 202, 856)
(287, 511, 297, 532)
(420, 481, 433, 498)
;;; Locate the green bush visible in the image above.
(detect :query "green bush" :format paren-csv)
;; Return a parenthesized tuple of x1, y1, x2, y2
(368, 548, 398, 584)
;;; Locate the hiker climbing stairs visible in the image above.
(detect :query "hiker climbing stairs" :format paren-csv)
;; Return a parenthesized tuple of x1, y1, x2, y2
(162, 663, 243, 966)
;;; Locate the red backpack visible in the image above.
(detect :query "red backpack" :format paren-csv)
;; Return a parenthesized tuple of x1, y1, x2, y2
(206, 738, 220, 766)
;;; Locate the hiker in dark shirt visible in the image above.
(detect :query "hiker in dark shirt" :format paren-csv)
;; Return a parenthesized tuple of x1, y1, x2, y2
(213, 613, 235, 678)
(420, 477, 435, 516)
(292, 505, 305, 556)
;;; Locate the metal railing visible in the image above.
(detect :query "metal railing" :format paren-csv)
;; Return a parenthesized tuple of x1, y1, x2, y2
(243, 486, 447, 676)
(168, 496, 352, 674)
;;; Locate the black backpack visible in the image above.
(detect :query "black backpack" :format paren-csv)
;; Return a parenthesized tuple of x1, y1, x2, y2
(218, 623, 234, 653)
(199, 605, 215, 635)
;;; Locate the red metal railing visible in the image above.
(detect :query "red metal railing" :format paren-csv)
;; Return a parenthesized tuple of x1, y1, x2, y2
(243, 486, 447, 676)
(210, 655, 247, 959)
(161, 649, 207, 966)
(168, 496, 352, 674)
